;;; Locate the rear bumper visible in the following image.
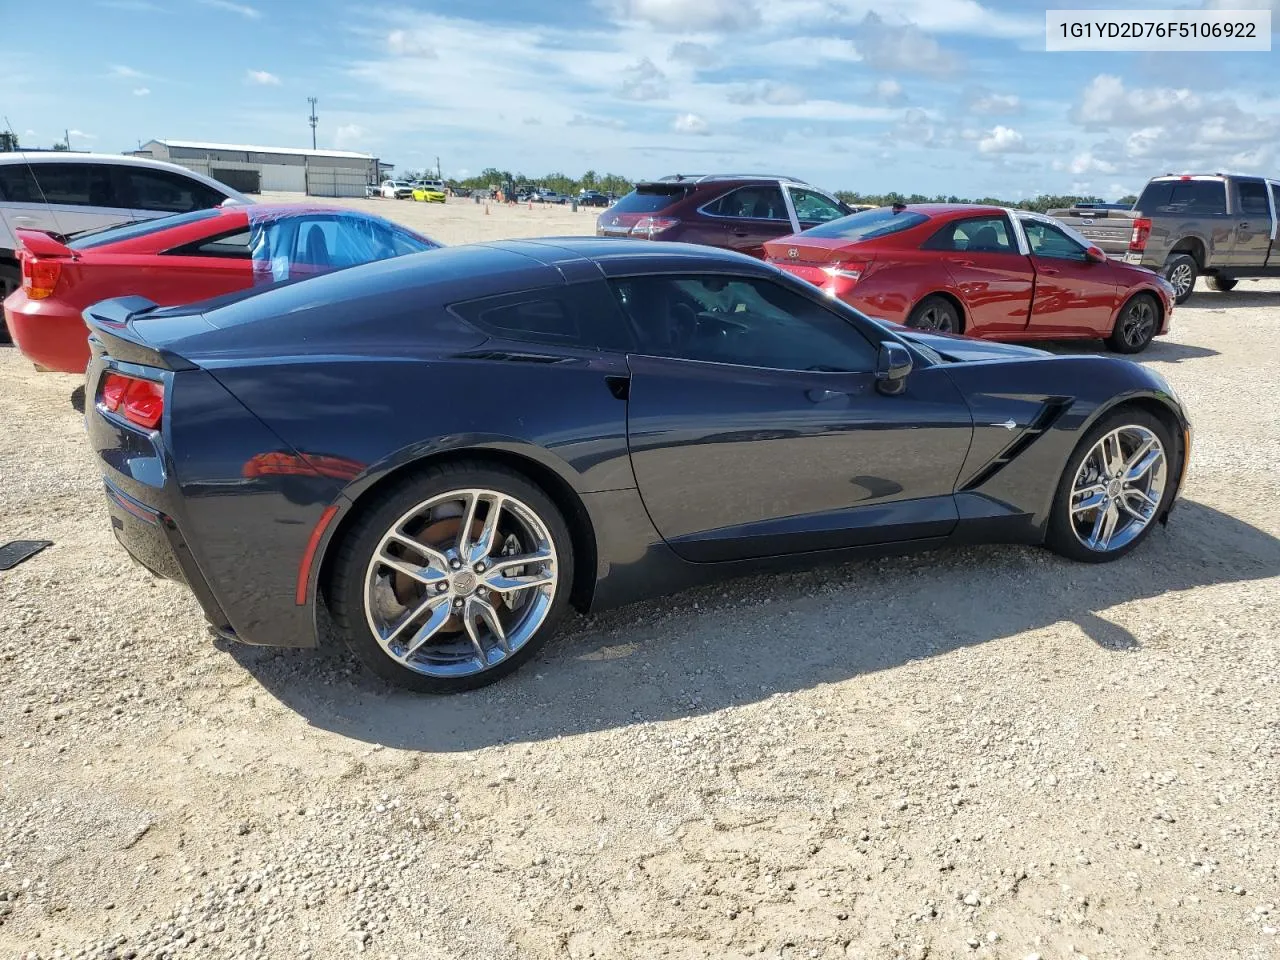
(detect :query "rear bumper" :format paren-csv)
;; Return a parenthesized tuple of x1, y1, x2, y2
(102, 475, 236, 635)
(4, 292, 91, 373)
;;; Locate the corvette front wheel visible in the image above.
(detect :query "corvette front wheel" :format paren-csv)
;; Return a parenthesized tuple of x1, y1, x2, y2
(1045, 410, 1175, 563)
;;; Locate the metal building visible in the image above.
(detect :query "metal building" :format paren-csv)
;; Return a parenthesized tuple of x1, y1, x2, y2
(132, 140, 389, 198)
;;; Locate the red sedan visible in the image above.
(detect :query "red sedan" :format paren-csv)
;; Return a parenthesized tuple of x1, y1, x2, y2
(763, 204, 1175, 353)
(5, 204, 439, 373)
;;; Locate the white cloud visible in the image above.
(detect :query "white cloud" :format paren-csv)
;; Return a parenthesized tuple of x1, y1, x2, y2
(968, 91, 1020, 115)
(603, 0, 760, 31)
(727, 80, 807, 106)
(978, 125, 1027, 154)
(875, 79, 906, 105)
(567, 114, 626, 129)
(854, 12, 961, 76)
(388, 29, 435, 57)
(246, 69, 281, 86)
(669, 41, 717, 68)
(109, 64, 147, 79)
(672, 112, 710, 135)
(67, 129, 97, 140)
(617, 57, 668, 101)
(334, 124, 366, 148)
(1068, 152, 1118, 175)
(197, 0, 261, 18)
(133, 86, 151, 96)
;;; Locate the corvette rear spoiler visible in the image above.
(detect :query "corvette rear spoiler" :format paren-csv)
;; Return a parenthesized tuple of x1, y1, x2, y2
(83, 296, 198, 371)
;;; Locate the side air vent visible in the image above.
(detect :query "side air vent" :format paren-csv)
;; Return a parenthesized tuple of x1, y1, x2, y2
(960, 397, 1072, 491)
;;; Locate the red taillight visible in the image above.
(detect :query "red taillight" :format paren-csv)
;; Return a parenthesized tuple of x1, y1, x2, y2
(1129, 218, 1152, 253)
(822, 260, 871, 284)
(20, 256, 62, 299)
(101, 373, 165, 429)
(630, 216, 679, 239)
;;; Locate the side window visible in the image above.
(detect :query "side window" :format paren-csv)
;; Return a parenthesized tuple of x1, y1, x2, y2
(451, 283, 632, 351)
(611, 275, 878, 372)
(1271, 183, 1280, 220)
(1022, 220, 1087, 261)
(476, 300, 578, 341)
(31, 163, 121, 208)
(0, 164, 40, 202)
(1237, 180, 1269, 216)
(789, 187, 845, 224)
(1165, 180, 1227, 215)
(125, 169, 224, 213)
(923, 215, 1015, 253)
(193, 229, 251, 258)
(705, 185, 788, 221)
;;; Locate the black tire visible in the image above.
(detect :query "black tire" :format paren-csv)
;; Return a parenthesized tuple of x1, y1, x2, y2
(326, 461, 575, 693)
(0, 262, 18, 344)
(1206, 274, 1237, 292)
(1044, 407, 1176, 564)
(906, 295, 962, 333)
(1106, 293, 1160, 354)
(1162, 253, 1197, 304)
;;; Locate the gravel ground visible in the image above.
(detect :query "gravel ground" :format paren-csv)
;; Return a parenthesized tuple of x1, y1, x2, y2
(1, 199, 1278, 960)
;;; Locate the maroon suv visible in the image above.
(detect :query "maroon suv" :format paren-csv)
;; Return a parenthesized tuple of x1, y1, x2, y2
(596, 174, 853, 259)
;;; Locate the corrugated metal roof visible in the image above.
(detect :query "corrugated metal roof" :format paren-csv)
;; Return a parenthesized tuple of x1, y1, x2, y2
(149, 139, 375, 160)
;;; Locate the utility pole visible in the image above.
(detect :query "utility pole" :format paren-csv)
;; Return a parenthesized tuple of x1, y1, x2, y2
(307, 97, 318, 150)
(436, 156, 441, 180)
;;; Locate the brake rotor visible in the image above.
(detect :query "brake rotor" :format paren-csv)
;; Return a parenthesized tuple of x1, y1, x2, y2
(390, 516, 505, 629)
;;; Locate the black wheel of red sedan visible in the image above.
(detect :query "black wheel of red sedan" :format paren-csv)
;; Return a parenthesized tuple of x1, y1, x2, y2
(1045, 409, 1175, 563)
(327, 463, 574, 693)
(1106, 293, 1159, 354)
(906, 295, 961, 333)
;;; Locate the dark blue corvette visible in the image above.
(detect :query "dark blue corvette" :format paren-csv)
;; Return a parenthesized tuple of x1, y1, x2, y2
(84, 238, 1191, 693)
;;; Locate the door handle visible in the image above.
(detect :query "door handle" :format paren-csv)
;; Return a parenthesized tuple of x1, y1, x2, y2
(1040, 267, 1061, 276)
(806, 388, 845, 404)
(731, 229, 750, 238)
(1240, 221, 1250, 229)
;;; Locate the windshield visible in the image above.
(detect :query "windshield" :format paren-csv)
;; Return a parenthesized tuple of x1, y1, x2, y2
(70, 208, 224, 249)
(801, 206, 929, 240)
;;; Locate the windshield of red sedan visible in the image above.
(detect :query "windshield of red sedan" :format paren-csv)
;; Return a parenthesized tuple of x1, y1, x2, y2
(801, 207, 929, 240)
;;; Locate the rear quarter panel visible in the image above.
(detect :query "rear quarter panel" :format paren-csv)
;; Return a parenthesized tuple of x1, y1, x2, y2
(845, 249, 954, 324)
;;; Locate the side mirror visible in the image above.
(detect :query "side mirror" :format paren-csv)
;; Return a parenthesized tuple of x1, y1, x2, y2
(1085, 245, 1107, 263)
(875, 342, 913, 396)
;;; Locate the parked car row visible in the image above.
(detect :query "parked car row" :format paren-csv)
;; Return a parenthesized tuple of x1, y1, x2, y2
(595, 174, 1177, 353)
(1049, 172, 1279, 303)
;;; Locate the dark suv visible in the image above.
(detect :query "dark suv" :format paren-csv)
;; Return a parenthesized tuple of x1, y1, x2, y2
(596, 174, 852, 258)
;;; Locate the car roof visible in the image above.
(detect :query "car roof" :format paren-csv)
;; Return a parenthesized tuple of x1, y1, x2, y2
(0, 151, 252, 203)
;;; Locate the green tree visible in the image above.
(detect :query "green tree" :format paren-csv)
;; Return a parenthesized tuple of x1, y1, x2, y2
(1117, 194, 1138, 205)
(0, 131, 18, 152)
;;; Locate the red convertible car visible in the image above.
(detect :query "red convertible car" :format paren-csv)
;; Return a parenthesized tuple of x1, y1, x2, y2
(763, 204, 1175, 353)
(5, 204, 439, 373)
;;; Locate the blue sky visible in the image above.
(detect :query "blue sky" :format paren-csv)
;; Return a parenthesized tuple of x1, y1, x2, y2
(6, 0, 1278, 200)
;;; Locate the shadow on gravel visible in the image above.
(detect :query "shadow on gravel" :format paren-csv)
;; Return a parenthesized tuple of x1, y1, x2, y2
(1186, 287, 1280, 309)
(1038, 340, 1219, 364)
(229, 499, 1280, 752)
(70, 385, 86, 414)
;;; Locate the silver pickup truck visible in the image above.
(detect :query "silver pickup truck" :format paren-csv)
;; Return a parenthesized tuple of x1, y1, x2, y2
(1050, 174, 1279, 303)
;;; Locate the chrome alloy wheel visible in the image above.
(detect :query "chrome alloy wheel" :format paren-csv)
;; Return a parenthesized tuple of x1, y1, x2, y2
(1069, 425, 1167, 553)
(363, 489, 557, 678)
(911, 303, 955, 332)
(1168, 261, 1194, 299)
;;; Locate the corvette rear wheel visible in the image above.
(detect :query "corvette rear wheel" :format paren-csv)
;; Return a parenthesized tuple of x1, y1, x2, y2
(328, 463, 573, 693)
(907, 295, 961, 334)
(1046, 410, 1174, 563)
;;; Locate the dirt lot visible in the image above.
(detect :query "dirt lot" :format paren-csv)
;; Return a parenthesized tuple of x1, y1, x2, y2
(1, 198, 1278, 960)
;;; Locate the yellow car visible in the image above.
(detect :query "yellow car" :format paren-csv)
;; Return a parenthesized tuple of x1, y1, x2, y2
(412, 183, 446, 203)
